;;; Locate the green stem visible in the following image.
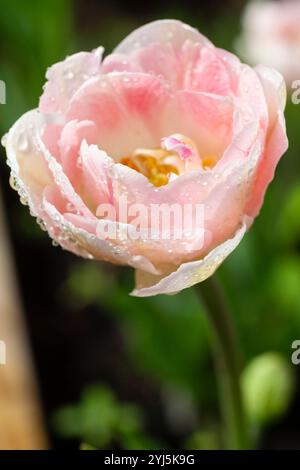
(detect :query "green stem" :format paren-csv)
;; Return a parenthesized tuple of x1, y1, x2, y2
(196, 276, 250, 450)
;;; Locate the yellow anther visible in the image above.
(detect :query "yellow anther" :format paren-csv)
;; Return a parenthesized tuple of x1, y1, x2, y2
(120, 150, 179, 187)
(120, 137, 214, 186)
(202, 155, 216, 169)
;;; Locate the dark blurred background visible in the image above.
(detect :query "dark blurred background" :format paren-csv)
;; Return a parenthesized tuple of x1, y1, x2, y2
(0, 0, 300, 450)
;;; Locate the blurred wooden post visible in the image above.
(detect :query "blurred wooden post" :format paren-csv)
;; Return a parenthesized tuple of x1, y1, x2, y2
(0, 190, 47, 449)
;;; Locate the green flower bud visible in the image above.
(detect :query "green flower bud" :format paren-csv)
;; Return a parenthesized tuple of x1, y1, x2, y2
(241, 352, 295, 425)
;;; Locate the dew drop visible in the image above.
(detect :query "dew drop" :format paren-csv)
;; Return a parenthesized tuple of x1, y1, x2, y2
(36, 217, 47, 231)
(20, 196, 28, 205)
(64, 70, 74, 80)
(76, 156, 83, 168)
(66, 202, 75, 212)
(9, 174, 18, 190)
(17, 132, 29, 152)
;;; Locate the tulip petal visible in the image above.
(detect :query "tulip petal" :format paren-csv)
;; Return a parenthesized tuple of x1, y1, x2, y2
(67, 72, 172, 159)
(5, 109, 52, 217)
(114, 19, 211, 55)
(246, 65, 288, 217)
(39, 48, 103, 115)
(131, 220, 248, 296)
(42, 196, 161, 275)
(105, 22, 235, 96)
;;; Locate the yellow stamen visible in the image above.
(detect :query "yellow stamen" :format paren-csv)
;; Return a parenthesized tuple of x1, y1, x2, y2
(120, 137, 216, 186)
(120, 149, 179, 187)
(202, 155, 216, 169)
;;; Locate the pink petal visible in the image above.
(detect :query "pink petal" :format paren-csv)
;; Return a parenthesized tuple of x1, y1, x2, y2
(161, 135, 195, 160)
(58, 119, 98, 192)
(67, 73, 173, 159)
(43, 198, 161, 274)
(105, 23, 234, 96)
(101, 53, 143, 74)
(39, 48, 103, 115)
(184, 45, 234, 95)
(5, 110, 52, 218)
(79, 141, 114, 209)
(39, 127, 93, 218)
(131, 220, 248, 296)
(173, 90, 234, 159)
(114, 19, 211, 55)
(246, 66, 288, 218)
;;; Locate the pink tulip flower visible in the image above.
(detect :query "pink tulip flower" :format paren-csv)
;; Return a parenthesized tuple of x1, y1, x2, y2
(3, 20, 288, 296)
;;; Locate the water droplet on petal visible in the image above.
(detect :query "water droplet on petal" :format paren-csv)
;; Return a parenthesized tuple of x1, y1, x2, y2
(17, 132, 29, 152)
(9, 174, 18, 190)
(36, 217, 47, 231)
(66, 202, 75, 212)
(20, 196, 28, 205)
(64, 70, 74, 80)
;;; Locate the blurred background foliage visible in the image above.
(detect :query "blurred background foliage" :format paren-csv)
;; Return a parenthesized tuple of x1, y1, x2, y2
(0, 0, 300, 450)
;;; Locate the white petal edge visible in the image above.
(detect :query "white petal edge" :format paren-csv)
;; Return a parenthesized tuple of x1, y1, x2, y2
(131, 219, 249, 297)
(39, 47, 104, 115)
(5, 109, 51, 217)
(114, 19, 212, 55)
(43, 197, 160, 275)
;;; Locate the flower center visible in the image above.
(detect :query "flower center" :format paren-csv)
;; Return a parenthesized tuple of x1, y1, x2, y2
(120, 134, 216, 187)
(120, 148, 180, 187)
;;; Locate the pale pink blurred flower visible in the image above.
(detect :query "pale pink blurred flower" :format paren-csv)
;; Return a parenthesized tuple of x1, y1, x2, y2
(3, 20, 288, 296)
(237, 0, 300, 87)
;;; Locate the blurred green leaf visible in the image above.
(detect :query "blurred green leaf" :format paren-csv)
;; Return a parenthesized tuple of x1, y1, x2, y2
(53, 405, 82, 438)
(53, 384, 159, 449)
(267, 255, 300, 314)
(80, 442, 97, 450)
(185, 428, 220, 450)
(67, 263, 210, 397)
(0, 0, 74, 132)
(277, 184, 300, 247)
(80, 386, 119, 448)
